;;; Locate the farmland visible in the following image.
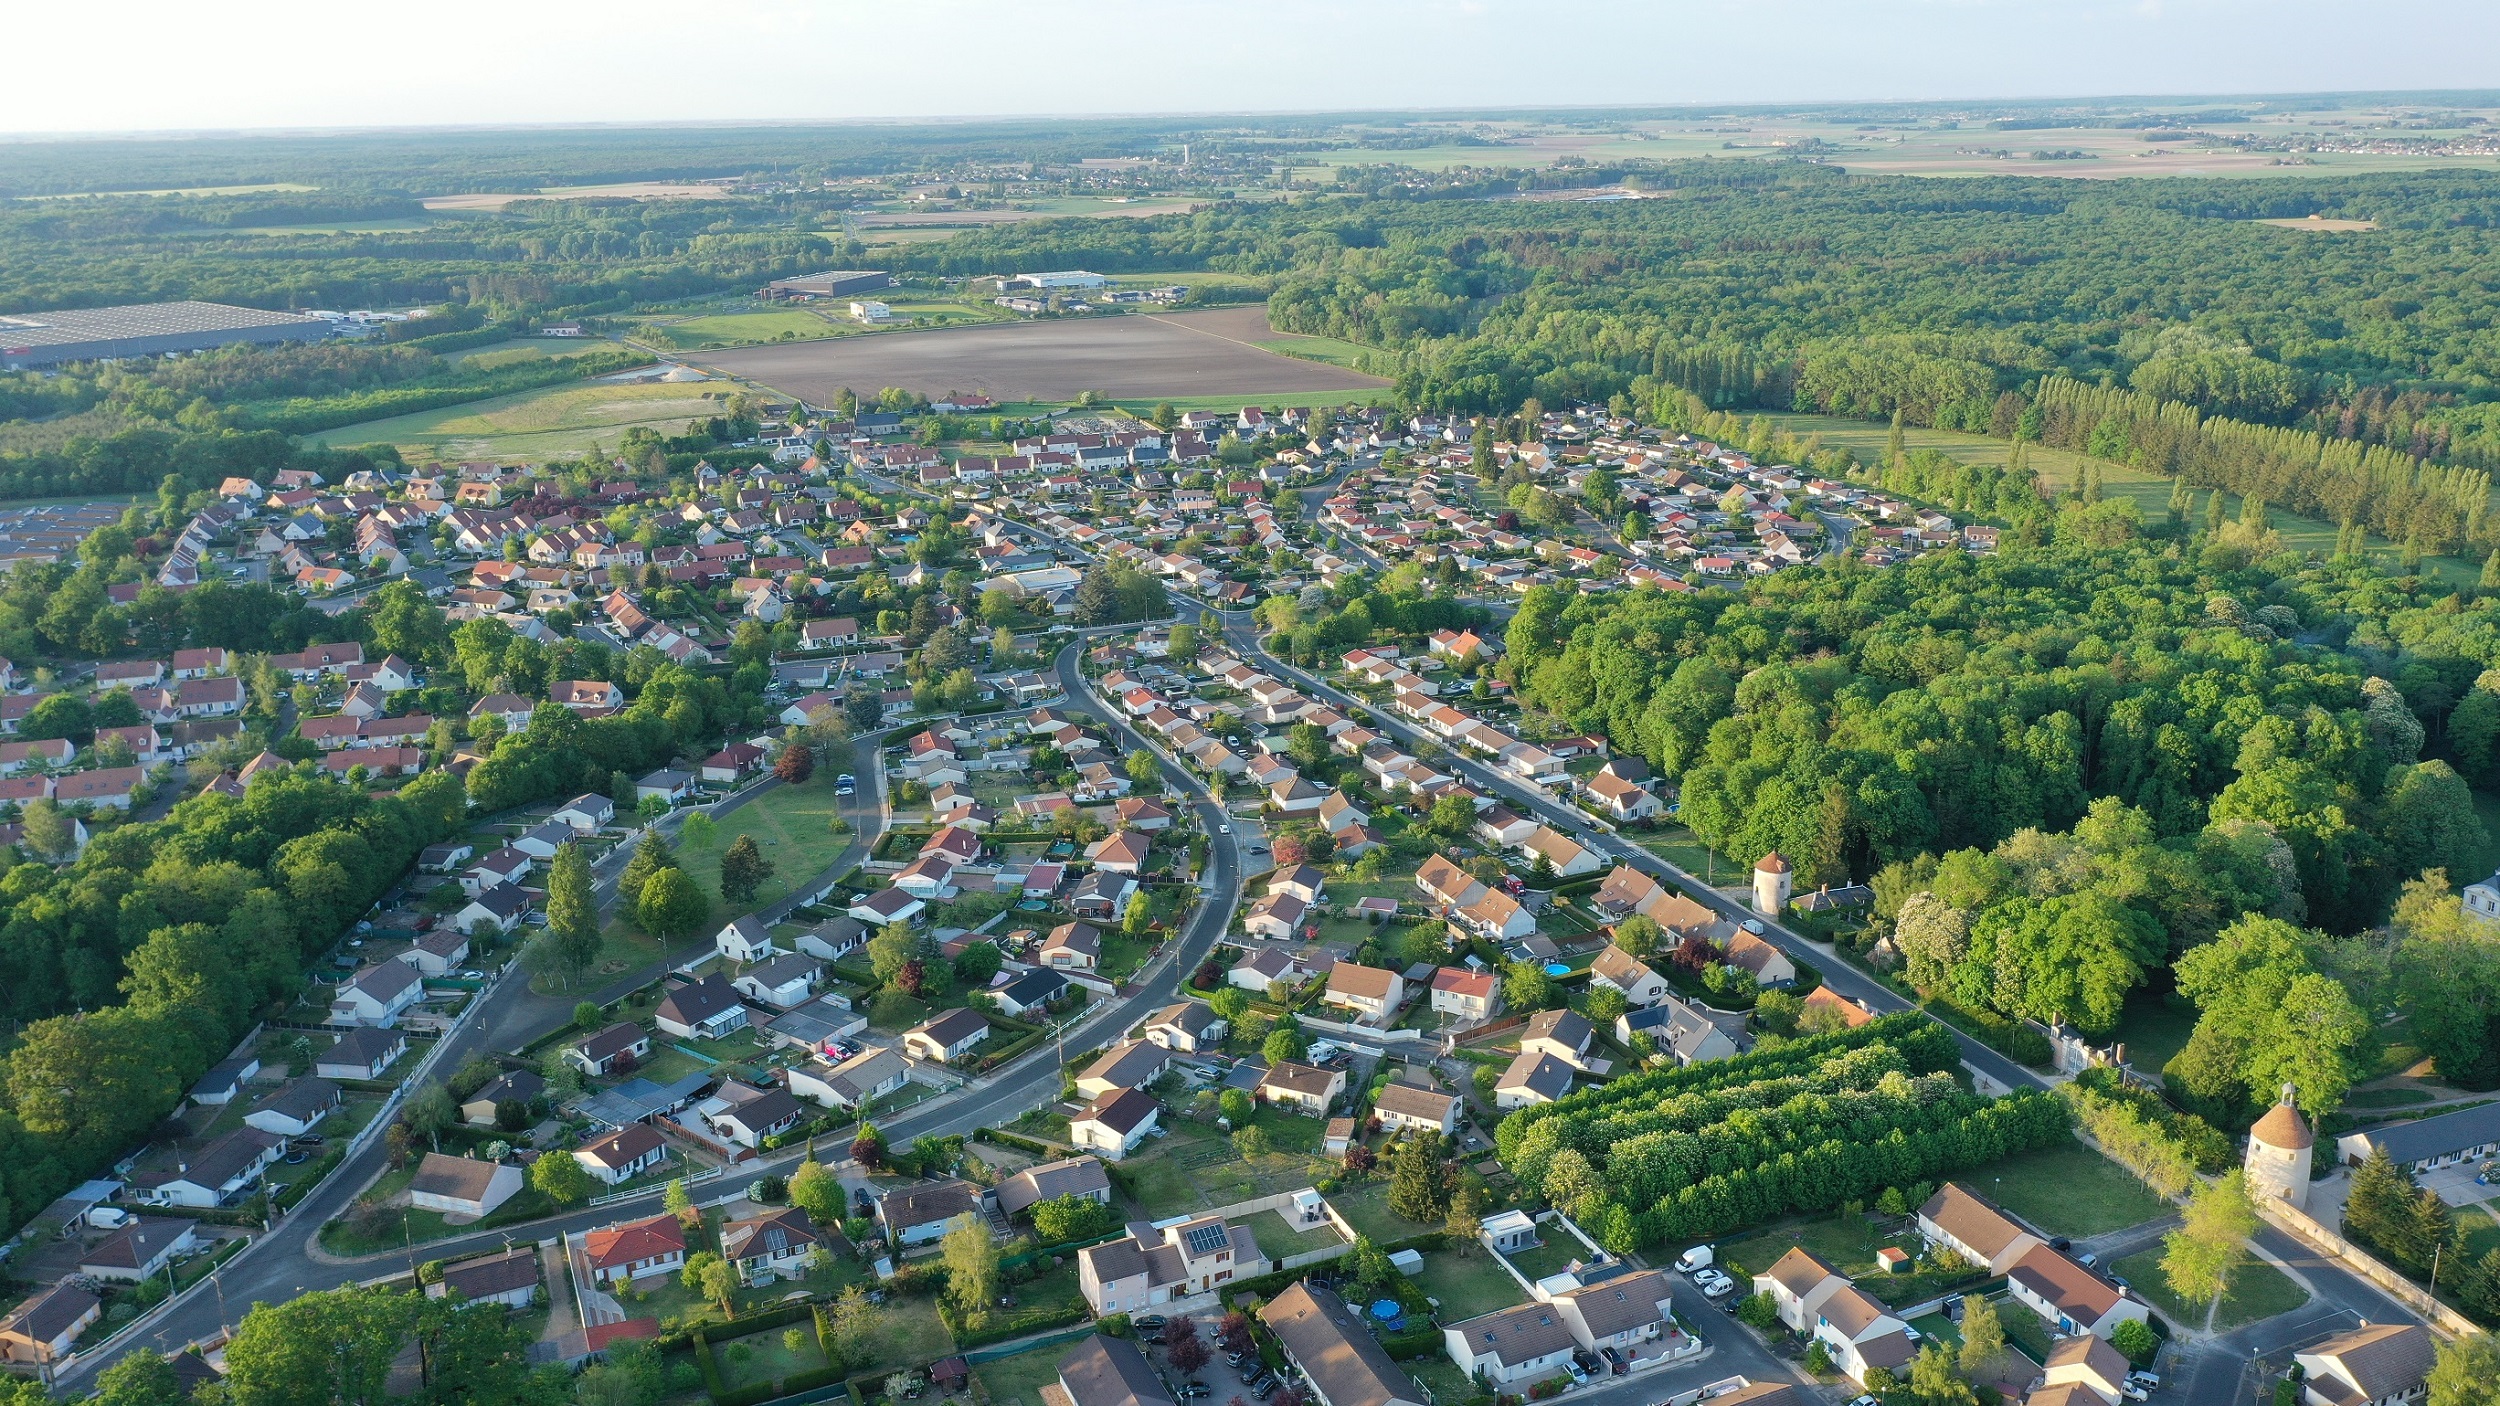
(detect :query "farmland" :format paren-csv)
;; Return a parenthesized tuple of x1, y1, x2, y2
(692, 306, 1388, 406)
(303, 378, 734, 459)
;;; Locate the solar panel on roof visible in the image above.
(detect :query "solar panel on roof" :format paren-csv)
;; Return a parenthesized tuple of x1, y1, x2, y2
(1182, 1222, 1228, 1255)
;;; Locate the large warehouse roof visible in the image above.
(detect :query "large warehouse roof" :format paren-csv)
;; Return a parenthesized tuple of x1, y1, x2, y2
(0, 301, 328, 368)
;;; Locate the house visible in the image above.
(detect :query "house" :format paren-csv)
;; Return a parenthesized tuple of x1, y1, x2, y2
(1522, 826, 1604, 878)
(1799, 1276, 1913, 1386)
(1918, 1183, 2045, 1276)
(637, 769, 697, 803)
(733, 953, 822, 1008)
(189, 1054, 262, 1107)
(1230, 947, 1313, 994)
(396, 928, 472, 978)
(1269, 864, 1327, 905)
(1259, 1283, 1426, 1406)
(451, 883, 532, 936)
(1371, 1081, 1459, 1137)
(794, 917, 867, 962)
(1257, 1060, 1345, 1115)
(993, 967, 1069, 1019)
(1550, 1270, 1682, 1365)
(1039, 921, 1103, 971)
(1243, 890, 1307, 940)
(1590, 944, 1671, 1007)
(1584, 771, 1661, 822)
(584, 1214, 688, 1285)
(1520, 1008, 1594, 1063)
(318, 1027, 409, 1080)
(714, 916, 778, 965)
(430, 1247, 542, 1309)
(1070, 1087, 1161, 1160)
(461, 847, 532, 894)
(1723, 930, 1797, 987)
(655, 975, 749, 1040)
(996, 1155, 1113, 1218)
(0, 1283, 100, 1367)
(1429, 967, 1499, 1021)
(1137, 1000, 1226, 1053)
(552, 793, 616, 832)
(1493, 1051, 1576, 1109)
(721, 1206, 826, 1285)
(129, 1128, 281, 1208)
(1442, 1302, 1579, 1387)
(902, 1008, 990, 1064)
(243, 1077, 341, 1137)
(1068, 868, 1138, 919)
(1055, 1333, 1172, 1406)
(1323, 962, 1405, 1021)
(2004, 1242, 2148, 1340)
(330, 959, 424, 1026)
(788, 1044, 908, 1111)
(1086, 831, 1152, 875)
(877, 1179, 984, 1248)
(848, 888, 926, 926)
(1620, 995, 1743, 1066)
(2293, 1322, 2435, 1406)
(1802, 985, 1876, 1029)
(408, 1153, 525, 1218)
(701, 743, 767, 783)
(461, 1070, 546, 1126)
(701, 1082, 806, 1148)
(574, 1123, 668, 1186)
(1076, 1040, 1173, 1100)
(1081, 1215, 1265, 1315)
(2032, 1333, 2134, 1406)
(2336, 1100, 2500, 1174)
(78, 1217, 200, 1283)
(571, 1023, 652, 1077)
(552, 680, 623, 713)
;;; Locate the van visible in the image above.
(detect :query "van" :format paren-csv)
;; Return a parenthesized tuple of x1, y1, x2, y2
(1674, 1245, 1714, 1273)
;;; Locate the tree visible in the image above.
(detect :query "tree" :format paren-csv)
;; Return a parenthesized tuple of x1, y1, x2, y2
(1425, 792, 1475, 839)
(637, 866, 711, 941)
(1905, 1343, 1978, 1406)
(1209, 986, 1249, 1023)
(1387, 1135, 1447, 1222)
(852, 1121, 887, 1169)
(20, 797, 73, 862)
(1263, 1024, 1308, 1066)
(1033, 1192, 1118, 1243)
(790, 1158, 844, 1226)
(546, 841, 601, 973)
(1955, 1293, 2004, 1379)
(1124, 888, 1153, 937)
(1125, 748, 1161, 789)
(222, 1286, 419, 1406)
(720, 834, 775, 906)
(775, 741, 816, 785)
(683, 1250, 737, 1314)
(1165, 1317, 1210, 1375)
(665, 1177, 698, 1228)
(1444, 1183, 1484, 1253)
(680, 811, 717, 850)
(403, 1082, 457, 1148)
(2109, 1317, 2161, 1368)
(1502, 960, 1555, 1011)
(2430, 1333, 2500, 1406)
(869, 921, 917, 984)
(94, 1350, 189, 1406)
(1220, 1088, 1255, 1125)
(941, 1213, 1000, 1323)
(2163, 1169, 2259, 1306)
(617, 833, 678, 907)
(1613, 913, 1661, 958)
(532, 1148, 599, 1207)
(2345, 1146, 2415, 1253)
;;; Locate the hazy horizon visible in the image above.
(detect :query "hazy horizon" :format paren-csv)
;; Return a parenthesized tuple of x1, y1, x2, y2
(15, 0, 2500, 137)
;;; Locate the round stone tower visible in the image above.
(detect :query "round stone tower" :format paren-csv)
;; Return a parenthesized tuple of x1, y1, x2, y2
(2246, 1082, 2315, 1211)
(1752, 851, 1792, 917)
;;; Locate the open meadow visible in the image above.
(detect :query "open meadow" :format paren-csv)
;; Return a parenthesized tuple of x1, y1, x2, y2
(303, 379, 733, 460)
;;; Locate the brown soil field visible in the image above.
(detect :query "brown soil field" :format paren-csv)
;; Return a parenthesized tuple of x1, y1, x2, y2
(689, 306, 1387, 404)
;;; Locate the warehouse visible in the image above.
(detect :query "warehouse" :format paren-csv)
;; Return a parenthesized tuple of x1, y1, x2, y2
(763, 270, 891, 300)
(0, 301, 331, 369)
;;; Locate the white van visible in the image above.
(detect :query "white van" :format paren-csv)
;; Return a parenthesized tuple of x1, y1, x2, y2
(1674, 1245, 1714, 1273)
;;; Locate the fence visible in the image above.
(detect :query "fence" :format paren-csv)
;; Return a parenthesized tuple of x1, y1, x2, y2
(2256, 1200, 2479, 1338)
(592, 1161, 724, 1208)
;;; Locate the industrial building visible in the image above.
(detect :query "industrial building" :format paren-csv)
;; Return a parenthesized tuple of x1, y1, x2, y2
(0, 301, 332, 370)
(763, 270, 891, 300)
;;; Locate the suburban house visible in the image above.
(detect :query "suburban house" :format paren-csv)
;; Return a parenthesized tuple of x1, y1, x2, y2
(1259, 1282, 1426, 1406)
(584, 1213, 688, 1285)
(573, 1123, 668, 1186)
(1428, 967, 1499, 1021)
(655, 975, 750, 1040)
(1257, 1060, 1345, 1114)
(902, 1008, 990, 1064)
(318, 1027, 409, 1081)
(2292, 1322, 2435, 1406)
(1230, 948, 1314, 993)
(1550, 1270, 1683, 1366)
(1371, 1082, 1460, 1137)
(1917, 1184, 2045, 1275)
(1619, 995, 1744, 1067)
(78, 1218, 199, 1283)
(1055, 1333, 1171, 1406)
(721, 1206, 826, 1285)
(701, 1082, 806, 1149)
(787, 1044, 909, 1111)
(1723, 931, 1797, 987)
(1520, 1008, 1595, 1064)
(993, 967, 1069, 1018)
(877, 1179, 984, 1248)
(1137, 1000, 1227, 1053)
(552, 793, 615, 832)
(0, 1284, 101, 1368)
(1443, 1302, 1580, 1387)
(571, 1023, 652, 1077)
(2003, 1243, 2149, 1340)
(1080, 1215, 1265, 1315)
(996, 1156, 1113, 1218)
(1070, 1087, 1161, 1160)
(1589, 944, 1671, 1007)
(1584, 771, 1661, 822)
(461, 1070, 545, 1126)
(1747, 1247, 1915, 1387)
(396, 928, 472, 978)
(1322, 963, 1406, 1022)
(2032, 1334, 2136, 1406)
(429, 1247, 541, 1309)
(243, 1077, 341, 1137)
(716, 916, 779, 964)
(733, 953, 822, 1008)
(330, 960, 424, 1026)
(2335, 1101, 2500, 1174)
(1076, 1040, 1172, 1100)
(407, 1153, 525, 1219)
(1038, 921, 1103, 970)
(452, 884, 531, 935)
(1493, 1050, 1576, 1109)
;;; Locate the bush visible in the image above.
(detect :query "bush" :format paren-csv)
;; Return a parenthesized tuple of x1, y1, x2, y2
(2111, 1317, 2160, 1367)
(1735, 1293, 1781, 1330)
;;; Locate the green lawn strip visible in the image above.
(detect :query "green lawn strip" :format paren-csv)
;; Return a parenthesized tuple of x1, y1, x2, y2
(1257, 1211, 1348, 1261)
(2110, 1247, 2309, 1330)
(1407, 1359, 1475, 1404)
(858, 1294, 958, 1374)
(1413, 1248, 1529, 1320)
(1976, 1142, 2175, 1240)
(1989, 1293, 2058, 1365)
(531, 920, 662, 996)
(1499, 1239, 1588, 1283)
(2463, 1206, 2500, 1262)
(1326, 1183, 1437, 1245)
(973, 1343, 1069, 1406)
(711, 1323, 831, 1391)
(2109, 991, 2200, 1079)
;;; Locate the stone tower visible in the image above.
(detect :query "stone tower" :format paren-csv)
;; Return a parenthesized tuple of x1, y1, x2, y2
(2246, 1082, 2315, 1211)
(1752, 851, 1792, 917)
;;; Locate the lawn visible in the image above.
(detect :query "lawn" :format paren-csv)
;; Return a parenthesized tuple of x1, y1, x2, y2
(2109, 991, 2199, 1081)
(974, 1342, 1069, 1406)
(1975, 1141, 2176, 1240)
(317, 1167, 556, 1256)
(1326, 1182, 1437, 1245)
(711, 1322, 830, 1392)
(1119, 1118, 1335, 1219)
(304, 379, 732, 459)
(1629, 828, 1744, 888)
(675, 778, 858, 917)
(2111, 1247, 2309, 1330)
(854, 1292, 956, 1374)
(1501, 1239, 1592, 1283)
(1412, 1247, 1528, 1320)
(531, 918, 663, 996)
(1258, 1208, 1349, 1261)
(1718, 1211, 1984, 1310)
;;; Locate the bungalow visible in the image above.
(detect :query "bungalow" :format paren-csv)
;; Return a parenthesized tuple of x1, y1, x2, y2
(1242, 891, 1307, 940)
(462, 847, 533, 894)
(1371, 1082, 1459, 1137)
(452, 883, 532, 936)
(721, 1206, 826, 1285)
(997, 1156, 1114, 1219)
(903, 1008, 990, 1064)
(636, 769, 698, 803)
(1086, 831, 1152, 875)
(129, 1128, 281, 1208)
(552, 793, 616, 832)
(1256, 1060, 1345, 1115)
(702, 1082, 806, 1149)
(1258, 1283, 1424, 1406)
(408, 1153, 525, 1219)
(1583, 771, 1661, 822)
(701, 743, 767, 783)
(1230, 947, 1314, 994)
(430, 1247, 542, 1309)
(585, 1213, 688, 1285)
(1443, 1303, 1579, 1387)
(331, 960, 424, 1027)
(78, 1217, 200, 1283)
(993, 967, 1069, 1018)
(733, 953, 822, 1009)
(551, 680, 623, 713)
(396, 928, 472, 978)
(1039, 921, 1104, 970)
(1549, 1270, 1683, 1366)
(877, 1179, 985, 1248)
(1070, 1087, 1161, 1161)
(243, 1077, 341, 1138)
(0, 1284, 101, 1368)
(1493, 1051, 1576, 1109)
(574, 1123, 668, 1186)
(510, 818, 576, 860)
(1918, 1183, 2045, 1276)
(1137, 1000, 1227, 1053)
(1723, 930, 1797, 987)
(794, 917, 867, 961)
(571, 1023, 652, 1078)
(461, 1070, 546, 1126)
(788, 1044, 908, 1111)
(1076, 1040, 1172, 1100)
(2293, 1323, 2435, 1406)
(2004, 1242, 2149, 1340)
(318, 1027, 409, 1081)
(655, 975, 750, 1040)
(848, 888, 926, 926)
(1522, 826, 1604, 878)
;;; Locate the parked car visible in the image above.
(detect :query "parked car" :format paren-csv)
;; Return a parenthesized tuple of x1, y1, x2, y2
(836, 774, 857, 795)
(2049, 1235, 2072, 1251)
(1135, 1315, 1167, 1330)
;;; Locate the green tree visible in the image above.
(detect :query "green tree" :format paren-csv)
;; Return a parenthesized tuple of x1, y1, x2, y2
(719, 834, 775, 905)
(869, 920, 917, 984)
(1033, 1193, 1118, 1243)
(2430, 1333, 2500, 1406)
(789, 1158, 843, 1226)
(617, 833, 678, 907)
(546, 841, 601, 969)
(683, 1250, 737, 1314)
(403, 1081, 457, 1148)
(941, 1212, 1001, 1325)
(665, 1177, 698, 1228)
(223, 1286, 419, 1406)
(1125, 748, 1161, 789)
(1955, 1293, 2004, 1379)
(94, 1350, 189, 1406)
(1502, 960, 1555, 1011)
(1220, 1088, 1255, 1125)
(1263, 1023, 1308, 1066)
(1613, 913, 1661, 958)
(1387, 1134, 1447, 1222)
(636, 866, 711, 941)
(2162, 1169, 2259, 1306)
(532, 1148, 599, 1207)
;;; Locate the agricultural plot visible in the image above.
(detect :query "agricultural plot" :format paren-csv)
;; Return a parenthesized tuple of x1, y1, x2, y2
(304, 379, 731, 459)
(692, 306, 1387, 406)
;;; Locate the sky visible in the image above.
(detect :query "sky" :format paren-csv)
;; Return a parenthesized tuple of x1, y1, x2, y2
(11, 0, 2500, 136)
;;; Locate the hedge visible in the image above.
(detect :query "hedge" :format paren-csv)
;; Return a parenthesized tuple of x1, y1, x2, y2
(975, 1126, 1061, 1157)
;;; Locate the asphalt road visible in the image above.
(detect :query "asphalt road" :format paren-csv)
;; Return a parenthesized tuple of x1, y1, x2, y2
(1208, 612, 2427, 1401)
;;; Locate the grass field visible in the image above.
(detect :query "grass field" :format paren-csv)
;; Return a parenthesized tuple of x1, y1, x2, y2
(2111, 1246, 2309, 1330)
(1117, 1116, 1336, 1219)
(646, 310, 840, 348)
(1972, 1142, 2176, 1239)
(711, 1324, 829, 1391)
(662, 778, 856, 920)
(1325, 1181, 1438, 1245)
(2110, 991, 2199, 1080)
(304, 379, 731, 459)
(444, 338, 625, 366)
(1763, 409, 2483, 586)
(1412, 1246, 1528, 1320)
(973, 1342, 1067, 1406)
